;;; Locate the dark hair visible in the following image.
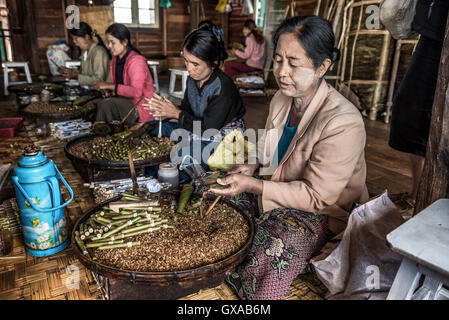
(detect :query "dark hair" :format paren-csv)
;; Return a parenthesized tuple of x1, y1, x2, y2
(105, 23, 141, 55)
(182, 21, 228, 68)
(69, 22, 110, 58)
(244, 19, 265, 45)
(273, 16, 340, 69)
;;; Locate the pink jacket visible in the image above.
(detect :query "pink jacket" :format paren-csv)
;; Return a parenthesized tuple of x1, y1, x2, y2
(111, 50, 155, 123)
(259, 81, 369, 235)
(235, 33, 266, 70)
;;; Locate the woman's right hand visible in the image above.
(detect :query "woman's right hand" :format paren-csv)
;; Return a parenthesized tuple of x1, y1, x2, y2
(229, 163, 259, 176)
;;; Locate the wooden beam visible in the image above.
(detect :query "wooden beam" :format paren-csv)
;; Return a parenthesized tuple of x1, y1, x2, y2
(221, 12, 229, 48)
(62, 0, 69, 45)
(189, 0, 200, 31)
(415, 14, 449, 214)
(163, 7, 168, 56)
(24, 0, 40, 73)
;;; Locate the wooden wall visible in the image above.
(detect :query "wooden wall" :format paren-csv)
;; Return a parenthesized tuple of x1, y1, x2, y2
(11, 0, 319, 74)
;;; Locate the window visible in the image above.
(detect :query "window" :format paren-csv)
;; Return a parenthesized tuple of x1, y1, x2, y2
(113, 0, 159, 28)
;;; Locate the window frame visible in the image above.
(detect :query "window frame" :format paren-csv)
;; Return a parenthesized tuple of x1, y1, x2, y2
(113, 0, 159, 29)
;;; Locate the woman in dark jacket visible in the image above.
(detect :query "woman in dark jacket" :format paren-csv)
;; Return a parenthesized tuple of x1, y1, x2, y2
(143, 21, 246, 174)
(389, 0, 449, 202)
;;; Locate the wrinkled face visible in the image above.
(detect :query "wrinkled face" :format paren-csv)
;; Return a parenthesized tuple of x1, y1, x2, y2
(106, 34, 128, 57)
(182, 48, 214, 82)
(72, 35, 91, 51)
(273, 33, 321, 98)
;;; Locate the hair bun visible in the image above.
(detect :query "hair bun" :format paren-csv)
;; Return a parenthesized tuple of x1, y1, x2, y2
(198, 20, 215, 31)
(332, 48, 340, 63)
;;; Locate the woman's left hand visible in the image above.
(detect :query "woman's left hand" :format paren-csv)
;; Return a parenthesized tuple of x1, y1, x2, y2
(209, 174, 263, 197)
(143, 93, 181, 119)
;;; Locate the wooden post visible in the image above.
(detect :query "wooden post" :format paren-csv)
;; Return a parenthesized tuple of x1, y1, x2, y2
(62, 0, 69, 45)
(415, 15, 449, 214)
(163, 7, 167, 56)
(189, 0, 200, 31)
(221, 12, 229, 48)
(24, 0, 40, 73)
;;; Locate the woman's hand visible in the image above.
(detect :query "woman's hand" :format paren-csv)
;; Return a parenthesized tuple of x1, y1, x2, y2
(143, 93, 181, 119)
(58, 67, 78, 79)
(228, 163, 259, 176)
(209, 174, 263, 197)
(93, 82, 115, 91)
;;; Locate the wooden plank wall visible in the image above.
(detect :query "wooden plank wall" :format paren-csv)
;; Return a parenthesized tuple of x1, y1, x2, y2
(32, 0, 67, 74)
(21, 0, 319, 73)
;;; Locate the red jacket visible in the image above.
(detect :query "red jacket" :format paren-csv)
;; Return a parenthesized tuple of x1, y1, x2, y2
(111, 50, 155, 122)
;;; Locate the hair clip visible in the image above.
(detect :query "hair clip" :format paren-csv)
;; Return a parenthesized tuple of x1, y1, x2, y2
(212, 26, 224, 41)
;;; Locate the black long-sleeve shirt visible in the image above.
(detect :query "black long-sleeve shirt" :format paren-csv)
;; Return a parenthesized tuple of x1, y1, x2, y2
(413, 0, 449, 42)
(178, 68, 245, 134)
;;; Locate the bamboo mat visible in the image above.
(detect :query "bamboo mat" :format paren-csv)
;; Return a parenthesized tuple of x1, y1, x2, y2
(0, 99, 327, 300)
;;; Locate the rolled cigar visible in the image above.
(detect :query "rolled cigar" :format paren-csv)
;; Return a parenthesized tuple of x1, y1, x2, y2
(120, 227, 162, 238)
(109, 201, 159, 213)
(122, 219, 168, 234)
(75, 231, 91, 258)
(98, 241, 140, 250)
(100, 217, 141, 239)
(85, 239, 125, 248)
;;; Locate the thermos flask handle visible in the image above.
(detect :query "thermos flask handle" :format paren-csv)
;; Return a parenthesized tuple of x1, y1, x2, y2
(12, 162, 74, 213)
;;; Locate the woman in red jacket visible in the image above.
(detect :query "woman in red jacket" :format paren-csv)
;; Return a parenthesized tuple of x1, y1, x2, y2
(93, 23, 154, 126)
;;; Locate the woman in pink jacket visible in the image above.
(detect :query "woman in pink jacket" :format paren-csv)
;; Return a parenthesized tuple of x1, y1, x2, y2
(224, 19, 267, 77)
(212, 16, 367, 300)
(93, 23, 154, 126)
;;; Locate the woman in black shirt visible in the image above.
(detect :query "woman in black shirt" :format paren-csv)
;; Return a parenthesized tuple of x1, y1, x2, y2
(144, 21, 246, 174)
(389, 0, 449, 202)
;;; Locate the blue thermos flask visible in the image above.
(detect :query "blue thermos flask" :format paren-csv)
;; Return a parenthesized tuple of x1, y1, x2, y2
(12, 147, 74, 257)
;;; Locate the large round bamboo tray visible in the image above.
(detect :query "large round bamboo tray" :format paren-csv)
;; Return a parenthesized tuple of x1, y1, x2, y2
(20, 101, 96, 126)
(64, 133, 171, 182)
(71, 194, 255, 300)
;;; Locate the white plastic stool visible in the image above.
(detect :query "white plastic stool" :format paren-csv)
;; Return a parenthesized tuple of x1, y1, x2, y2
(3, 62, 32, 95)
(168, 68, 189, 99)
(148, 60, 160, 93)
(386, 199, 449, 300)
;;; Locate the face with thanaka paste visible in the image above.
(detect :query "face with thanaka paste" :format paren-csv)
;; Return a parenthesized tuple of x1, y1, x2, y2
(273, 32, 321, 98)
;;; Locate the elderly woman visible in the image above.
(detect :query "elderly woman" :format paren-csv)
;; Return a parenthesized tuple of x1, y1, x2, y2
(211, 16, 369, 300)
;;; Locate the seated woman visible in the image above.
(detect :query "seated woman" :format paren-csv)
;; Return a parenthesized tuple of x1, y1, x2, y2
(93, 23, 154, 126)
(143, 21, 245, 172)
(224, 19, 266, 78)
(59, 22, 110, 86)
(211, 16, 369, 300)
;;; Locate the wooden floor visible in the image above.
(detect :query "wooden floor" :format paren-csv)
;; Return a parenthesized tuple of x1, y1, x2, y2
(0, 78, 412, 300)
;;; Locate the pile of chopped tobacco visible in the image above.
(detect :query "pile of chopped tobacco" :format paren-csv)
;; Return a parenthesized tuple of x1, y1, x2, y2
(88, 193, 250, 272)
(68, 133, 174, 161)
